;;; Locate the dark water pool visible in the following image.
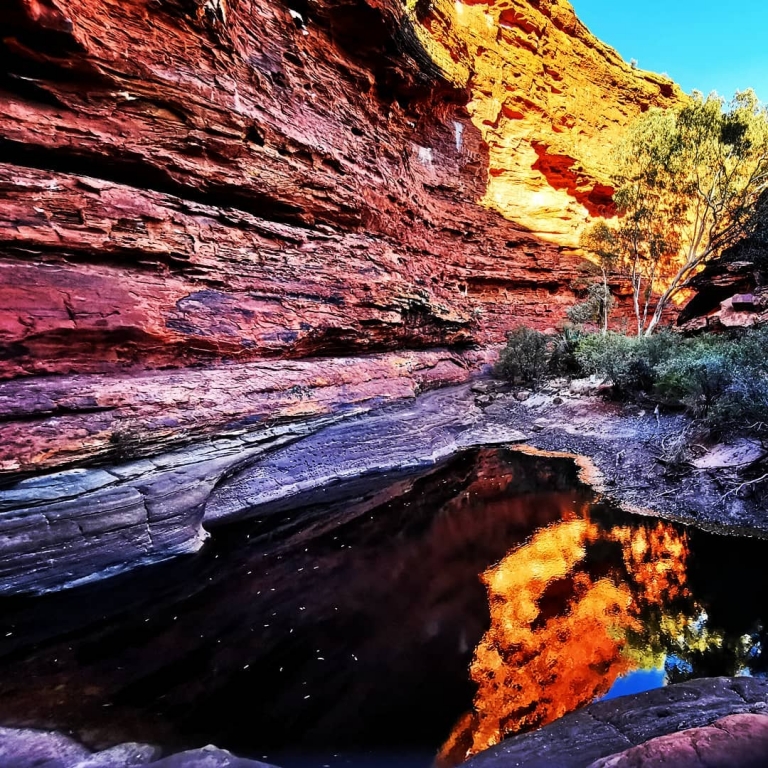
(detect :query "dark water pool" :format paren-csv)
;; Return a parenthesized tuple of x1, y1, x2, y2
(0, 448, 767, 767)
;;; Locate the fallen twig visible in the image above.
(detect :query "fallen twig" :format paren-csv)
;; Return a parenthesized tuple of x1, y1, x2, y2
(722, 472, 768, 500)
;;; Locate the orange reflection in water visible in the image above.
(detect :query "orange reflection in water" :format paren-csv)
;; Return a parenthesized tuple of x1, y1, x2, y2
(437, 508, 690, 765)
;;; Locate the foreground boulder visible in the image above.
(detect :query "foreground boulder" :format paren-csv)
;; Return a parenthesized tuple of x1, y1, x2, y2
(466, 677, 768, 767)
(590, 713, 768, 768)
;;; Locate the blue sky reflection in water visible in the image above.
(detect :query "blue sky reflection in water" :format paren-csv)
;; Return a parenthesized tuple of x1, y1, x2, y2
(570, 0, 768, 104)
(602, 667, 666, 701)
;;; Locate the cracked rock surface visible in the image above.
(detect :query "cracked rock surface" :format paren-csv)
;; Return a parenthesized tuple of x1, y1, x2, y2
(589, 712, 768, 768)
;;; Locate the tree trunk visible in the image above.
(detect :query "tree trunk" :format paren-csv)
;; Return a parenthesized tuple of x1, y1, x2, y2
(644, 301, 665, 336)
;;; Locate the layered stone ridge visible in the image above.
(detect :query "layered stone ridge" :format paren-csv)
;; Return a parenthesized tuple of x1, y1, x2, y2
(2, 0, 568, 387)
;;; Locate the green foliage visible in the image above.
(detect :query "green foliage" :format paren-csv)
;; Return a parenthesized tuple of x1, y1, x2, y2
(575, 223, 617, 333)
(655, 339, 731, 416)
(580, 220, 619, 264)
(549, 326, 585, 378)
(575, 330, 681, 396)
(495, 326, 552, 390)
(575, 326, 768, 431)
(709, 327, 768, 428)
(495, 323, 768, 440)
(567, 282, 614, 327)
(653, 330, 768, 428)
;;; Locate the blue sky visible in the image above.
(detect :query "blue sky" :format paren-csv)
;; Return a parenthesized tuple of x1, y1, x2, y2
(570, 1, 768, 104)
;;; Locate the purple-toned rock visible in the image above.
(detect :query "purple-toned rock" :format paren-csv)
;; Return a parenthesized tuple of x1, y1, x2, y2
(0, 727, 90, 768)
(142, 746, 277, 768)
(589, 713, 768, 768)
(0, 728, 278, 768)
(465, 677, 768, 768)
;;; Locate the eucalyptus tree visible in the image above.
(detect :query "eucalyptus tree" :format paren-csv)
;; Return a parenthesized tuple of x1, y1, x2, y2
(584, 90, 768, 335)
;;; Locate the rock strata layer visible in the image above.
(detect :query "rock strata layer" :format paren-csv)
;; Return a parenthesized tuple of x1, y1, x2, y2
(0, 382, 529, 593)
(4, 371, 767, 595)
(590, 713, 768, 768)
(407, 0, 682, 243)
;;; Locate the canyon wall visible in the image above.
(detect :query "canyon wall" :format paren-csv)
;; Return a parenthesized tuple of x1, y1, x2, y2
(408, 0, 682, 243)
(0, 0, 683, 590)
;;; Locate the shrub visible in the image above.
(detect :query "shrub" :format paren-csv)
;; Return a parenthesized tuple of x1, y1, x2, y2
(708, 327, 768, 429)
(567, 283, 613, 328)
(713, 375, 768, 429)
(549, 326, 585, 378)
(495, 324, 768, 442)
(576, 333, 634, 393)
(495, 326, 551, 390)
(574, 330, 683, 396)
(655, 339, 732, 416)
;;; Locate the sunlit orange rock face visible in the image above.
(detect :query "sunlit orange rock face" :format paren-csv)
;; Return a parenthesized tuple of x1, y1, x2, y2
(407, 0, 684, 244)
(0, 0, 682, 474)
(437, 513, 690, 765)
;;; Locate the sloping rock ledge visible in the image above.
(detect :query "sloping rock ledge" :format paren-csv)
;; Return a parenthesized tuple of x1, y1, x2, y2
(3, 374, 768, 595)
(0, 354, 501, 595)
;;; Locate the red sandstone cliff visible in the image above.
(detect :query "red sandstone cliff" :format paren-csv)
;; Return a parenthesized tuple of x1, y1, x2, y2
(0, 0, 684, 477)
